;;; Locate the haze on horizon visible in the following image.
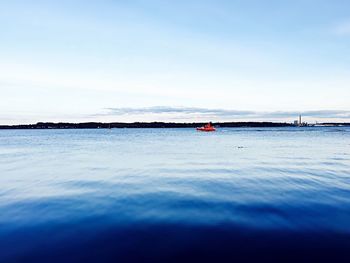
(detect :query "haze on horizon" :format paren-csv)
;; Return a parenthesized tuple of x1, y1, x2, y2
(1, 0, 350, 124)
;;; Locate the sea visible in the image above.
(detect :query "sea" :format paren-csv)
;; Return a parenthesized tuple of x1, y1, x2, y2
(0, 127, 349, 262)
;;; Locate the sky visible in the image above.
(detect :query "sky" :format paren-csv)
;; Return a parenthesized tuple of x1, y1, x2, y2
(1, 0, 350, 124)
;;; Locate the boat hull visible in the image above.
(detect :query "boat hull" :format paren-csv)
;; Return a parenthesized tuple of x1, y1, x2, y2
(196, 127, 216, 132)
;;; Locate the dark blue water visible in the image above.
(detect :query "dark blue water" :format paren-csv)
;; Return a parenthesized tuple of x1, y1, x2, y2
(1, 127, 350, 262)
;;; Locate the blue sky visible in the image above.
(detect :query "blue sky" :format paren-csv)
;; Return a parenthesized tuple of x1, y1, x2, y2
(1, 0, 350, 124)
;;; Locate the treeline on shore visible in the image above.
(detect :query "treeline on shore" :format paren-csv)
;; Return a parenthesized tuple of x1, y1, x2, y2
(0, 122, 294, 129)
(1, 122, 349, 129)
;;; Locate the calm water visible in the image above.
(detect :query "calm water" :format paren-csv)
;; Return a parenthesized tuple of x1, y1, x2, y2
(1, 127, 350, 262)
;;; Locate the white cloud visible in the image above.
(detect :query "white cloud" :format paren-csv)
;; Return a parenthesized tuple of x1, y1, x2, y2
(101, 106, 350, 120)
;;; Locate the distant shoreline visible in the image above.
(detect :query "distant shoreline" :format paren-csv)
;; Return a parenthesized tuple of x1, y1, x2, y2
(0, 122, 349, 129)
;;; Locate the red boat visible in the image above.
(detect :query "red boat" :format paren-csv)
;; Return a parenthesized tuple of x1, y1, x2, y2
(196, 123, 216, 132)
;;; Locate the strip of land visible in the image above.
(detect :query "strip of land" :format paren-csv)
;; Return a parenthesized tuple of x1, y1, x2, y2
(0, 122, 349, 129)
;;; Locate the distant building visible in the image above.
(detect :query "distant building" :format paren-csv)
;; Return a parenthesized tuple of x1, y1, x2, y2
(293, 115, 308, 127)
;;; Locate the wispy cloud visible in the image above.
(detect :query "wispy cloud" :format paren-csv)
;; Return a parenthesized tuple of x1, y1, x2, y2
(102, 106, 350, 120)
(105, 106, 253, 117)
(333, 21, 350, 36)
